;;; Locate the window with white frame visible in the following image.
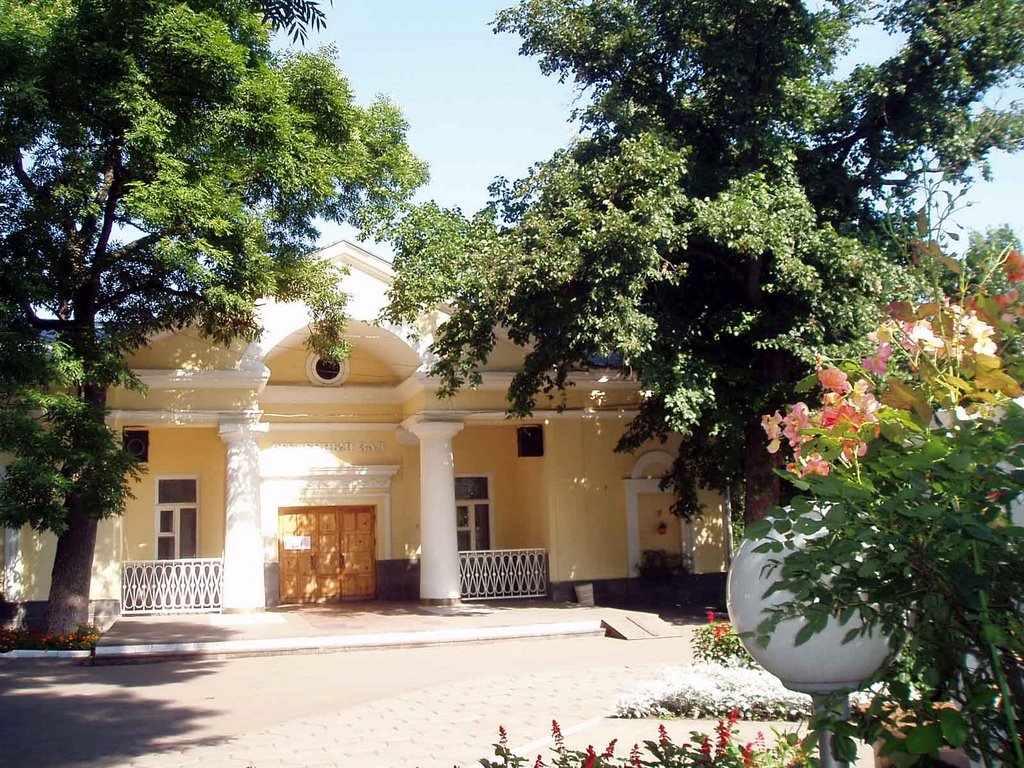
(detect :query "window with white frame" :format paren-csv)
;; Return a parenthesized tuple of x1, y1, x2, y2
(455, 476, 491, 551)
(156, 478, 199, 559)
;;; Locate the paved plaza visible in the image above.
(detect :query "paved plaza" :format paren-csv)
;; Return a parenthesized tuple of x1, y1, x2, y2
(0, 611, 873, 768)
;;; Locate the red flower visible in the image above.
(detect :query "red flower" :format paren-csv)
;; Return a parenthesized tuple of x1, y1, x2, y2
(706, 610, 716, 624)
(603, 739, 617, 758)
(659, 723, 670, 747)
(533, 756, 546, 768)
(715, 717, 732, 753)
(700, 736, 712, 757)
(629, 744, 643, 768)
(498, 726, 508, 745)
(583, 745, 598, 768)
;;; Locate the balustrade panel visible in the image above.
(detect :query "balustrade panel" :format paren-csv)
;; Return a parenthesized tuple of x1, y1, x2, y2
(122, 558, 224, 614)
(458, 548, 548, 600)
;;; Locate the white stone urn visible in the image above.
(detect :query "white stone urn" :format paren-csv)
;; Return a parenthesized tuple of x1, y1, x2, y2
(727, 524, 891, 695)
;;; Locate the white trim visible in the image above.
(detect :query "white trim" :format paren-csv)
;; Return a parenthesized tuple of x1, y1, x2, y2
(259, 465, 399, 560)
(266, 423, 399, 433)
(462, 409, 640, 423)
(108, 410, 262, 428)
(454, 473, 495, 551)
(154, 476, 201, 560)
(260, 465, 401, 481)
(457, 371, 639, 392)
(318, 239, 395, 283)
(133, 368, 269, 391)
(631, 449, 675, 479)
(305, 352, 350, 387)
(624, 450, 682, 577)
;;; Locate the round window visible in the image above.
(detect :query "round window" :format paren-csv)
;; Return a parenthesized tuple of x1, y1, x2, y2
(305, 353, 349, 387)
(314, 359, 341, 381)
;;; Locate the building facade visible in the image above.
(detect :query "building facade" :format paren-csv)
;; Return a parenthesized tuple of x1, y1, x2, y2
(1, 241, 730, 619)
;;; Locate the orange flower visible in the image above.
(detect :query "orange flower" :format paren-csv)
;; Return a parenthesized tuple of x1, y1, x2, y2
(1004, 249, 1024, 282)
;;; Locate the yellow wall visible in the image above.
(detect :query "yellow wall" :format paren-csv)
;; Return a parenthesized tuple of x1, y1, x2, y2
(543, 418, 636, 582)
(637, 491, 684, 556)
(266, 344, 400, 386)
(125, 329, 245, 370)
(452, 425, 548, 550)
(694, 486, 729, 573)
(121, 428, 226, 561)
(19, 528, 56, 601)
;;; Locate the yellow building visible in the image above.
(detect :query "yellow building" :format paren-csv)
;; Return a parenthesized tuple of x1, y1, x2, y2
(1, 241, 730, 619)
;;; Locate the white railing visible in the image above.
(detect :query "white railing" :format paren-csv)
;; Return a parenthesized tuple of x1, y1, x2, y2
(122, 558, 224, 615)
(459, 548, 548, 600)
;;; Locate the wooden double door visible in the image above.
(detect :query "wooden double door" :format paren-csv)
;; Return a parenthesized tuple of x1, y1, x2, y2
(278, 506, 376, 603)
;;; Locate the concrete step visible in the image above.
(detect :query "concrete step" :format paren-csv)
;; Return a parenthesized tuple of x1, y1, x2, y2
(601, 612, 683, 640)
(88, 619, 606, 665)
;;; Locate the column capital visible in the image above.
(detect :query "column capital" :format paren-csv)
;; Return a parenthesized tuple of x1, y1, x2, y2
(219, 420, 270, 443)
(402, 417, 464, 441)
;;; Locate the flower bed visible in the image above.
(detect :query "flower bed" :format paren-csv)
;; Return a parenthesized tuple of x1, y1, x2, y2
(479, 716, 813, 767)
(0, 624, 101, 653)
(615, 663, 813, 721)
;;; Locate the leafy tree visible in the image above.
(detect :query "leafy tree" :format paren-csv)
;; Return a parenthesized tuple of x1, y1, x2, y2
(382, 0, 1024, 522)
(0, 0, 426, 632)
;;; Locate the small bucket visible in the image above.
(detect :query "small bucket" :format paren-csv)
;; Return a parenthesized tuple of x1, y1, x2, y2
(574, 583, 595, 606)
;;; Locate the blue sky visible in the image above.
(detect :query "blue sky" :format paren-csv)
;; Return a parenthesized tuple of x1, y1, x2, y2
(296, 1, 1022, 254)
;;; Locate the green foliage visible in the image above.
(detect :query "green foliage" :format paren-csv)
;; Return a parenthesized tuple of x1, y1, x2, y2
(691, 612, 755, 668)
(755, 236, 1024, 765)
(382, 0, 1024, 519)
(637, 548, 690, 578)
(760, 418, 1024, 766)
(0, 0, 426, 531)
(0, 0, 425, 628)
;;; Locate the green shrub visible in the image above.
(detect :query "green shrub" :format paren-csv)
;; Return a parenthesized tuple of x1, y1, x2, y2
(691, 611, 755, 668)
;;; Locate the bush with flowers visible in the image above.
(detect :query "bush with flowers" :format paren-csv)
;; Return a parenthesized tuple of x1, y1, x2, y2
(752, 232, 1024, 765)
(479, 715, 812, 768)
(0, 623, 101, 652)
(692, 611, 756, 668)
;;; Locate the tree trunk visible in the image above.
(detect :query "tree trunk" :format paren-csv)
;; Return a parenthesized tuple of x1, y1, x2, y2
(44, 499, 100, 634)
(742, 419, 781, 524)
(44, 382, 107, 634)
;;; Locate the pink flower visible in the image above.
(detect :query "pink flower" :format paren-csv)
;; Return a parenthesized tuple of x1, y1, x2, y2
(818, 366, 851, 394)
(799, 453, 831, 477)
(762, 411, 784, 453)
(862, 341, 892, 375)
(782, 402, 811, 449)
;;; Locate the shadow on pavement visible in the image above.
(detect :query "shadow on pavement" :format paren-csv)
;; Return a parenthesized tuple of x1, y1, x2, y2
(0, 631, 230, 768)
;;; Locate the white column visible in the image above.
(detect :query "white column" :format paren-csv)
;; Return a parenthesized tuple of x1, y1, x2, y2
(0, 463, 21, 603)
(3, 527, 23, 603)
(219, 420, 269, 612)
(406, 420, 464, 604)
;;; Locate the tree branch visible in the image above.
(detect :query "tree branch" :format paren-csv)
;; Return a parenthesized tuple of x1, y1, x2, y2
(11, 151, 37, 196)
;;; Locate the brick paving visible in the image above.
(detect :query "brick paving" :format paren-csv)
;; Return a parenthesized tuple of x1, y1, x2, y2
(0, 619, 873, 767)
(2, 632, 698, 768)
